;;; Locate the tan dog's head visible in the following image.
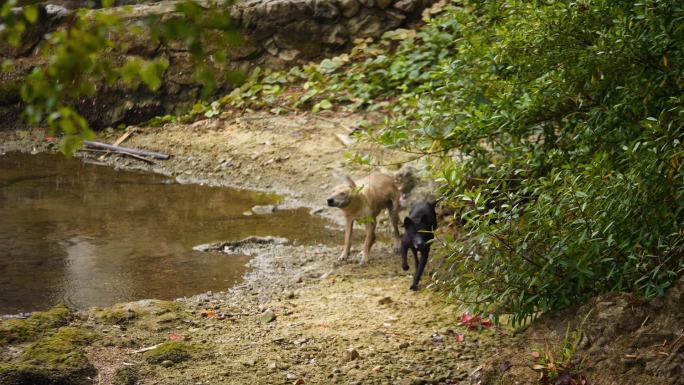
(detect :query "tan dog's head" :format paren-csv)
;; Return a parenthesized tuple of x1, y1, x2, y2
(326, 176, 356, 208)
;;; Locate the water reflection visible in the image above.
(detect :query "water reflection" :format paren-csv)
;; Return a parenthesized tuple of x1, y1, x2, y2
(0, 152, 337, 314)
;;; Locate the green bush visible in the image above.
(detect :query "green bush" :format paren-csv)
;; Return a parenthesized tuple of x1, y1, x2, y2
(374, 1, 684, 324)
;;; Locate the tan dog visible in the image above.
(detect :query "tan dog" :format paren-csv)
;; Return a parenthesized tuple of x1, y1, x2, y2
(326, 173, 401, 265)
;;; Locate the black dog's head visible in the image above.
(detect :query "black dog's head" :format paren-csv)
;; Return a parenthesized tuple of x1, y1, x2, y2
(400, 201, 437, 253)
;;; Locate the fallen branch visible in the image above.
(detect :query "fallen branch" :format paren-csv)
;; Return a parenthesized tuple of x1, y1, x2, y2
(132, 344, 162, 354)
(78, 148, 156, 164)
(83, 140, 170, 160)
(113, 129, 136, 147)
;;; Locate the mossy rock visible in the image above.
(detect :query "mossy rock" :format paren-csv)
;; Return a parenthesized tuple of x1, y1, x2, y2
(0, 304, 72, 346)
(90, 300, 182, 328)
(113, 366, 138, 385)
(143, 341, 195, 365)
(0, 363, 95, 385)
(0, 327, 96, 385)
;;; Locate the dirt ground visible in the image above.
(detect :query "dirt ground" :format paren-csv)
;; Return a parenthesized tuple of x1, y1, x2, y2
(0, 111, 507, 385)
(2, 110, 682, 385)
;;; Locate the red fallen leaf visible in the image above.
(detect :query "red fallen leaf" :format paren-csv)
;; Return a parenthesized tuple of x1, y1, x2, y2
(294, 379, 304, 385)
(168, 333, 183, 341)
(455, 334, 465, 342)
(459, 312, 492, 330)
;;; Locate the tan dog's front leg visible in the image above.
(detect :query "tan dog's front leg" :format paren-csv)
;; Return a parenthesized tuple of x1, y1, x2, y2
(339, 218, 354, 261)
(389, 198, 402, 254)
(360, 221, 377, 265)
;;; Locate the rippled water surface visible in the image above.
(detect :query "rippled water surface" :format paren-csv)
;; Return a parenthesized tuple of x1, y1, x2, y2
(0, 152, 337, 314)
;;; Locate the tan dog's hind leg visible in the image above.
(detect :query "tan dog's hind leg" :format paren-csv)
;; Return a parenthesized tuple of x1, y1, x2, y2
(339, 218, 354, 261)
(360, 221, 377, 265)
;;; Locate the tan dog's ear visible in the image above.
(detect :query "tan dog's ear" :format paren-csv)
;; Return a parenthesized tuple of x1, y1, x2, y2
(343, 175, 356, 188)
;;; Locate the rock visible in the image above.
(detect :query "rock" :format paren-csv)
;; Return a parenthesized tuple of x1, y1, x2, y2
(286, 372, 297, 380)
(347, 12, 384, 38)
(337, 0, 360, 17)
(278, 49, 300, 62)
(431, 333, 444, 343)
(399, 341, 410, 349)
(113, 367, 138, 385)
(144, 342, 193, 364)
(0, 327, 96, 385)
(44, 4, 71, 20)
(251, 204, 278, 215)
(376, 0, 393, 8)
(227, 36, 264, 60)
(285, 291, 296, 299)
(314, 0, 340, 18)
(273, 20, 322, 58)
(393, 0, 419, 12)
(260, 309, 277, 323)
(385, 10, 408, 31)
(345, 347, 360, 361)
(322, 24, 350, 45)
(243, 358, 256, 367)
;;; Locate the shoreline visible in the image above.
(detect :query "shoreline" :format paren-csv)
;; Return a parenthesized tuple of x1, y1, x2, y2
(0, 112, 505, 385)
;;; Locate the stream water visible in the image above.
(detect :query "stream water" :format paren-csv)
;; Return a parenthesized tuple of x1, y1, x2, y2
(0, 152, 337, 314)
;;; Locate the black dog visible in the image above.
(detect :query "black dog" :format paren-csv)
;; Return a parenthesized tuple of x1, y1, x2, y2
(400, 200, 437, 290)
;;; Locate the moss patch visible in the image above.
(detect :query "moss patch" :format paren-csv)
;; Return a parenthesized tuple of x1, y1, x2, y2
(0, 304, 71, 346)
(90, 300, 183, 330)
(90, 306, 138, 325)
(143, 341, 194, 364)
(113, 366, 138, 385)
(20, 327, 94, 369)
(0, 327, 96, 385)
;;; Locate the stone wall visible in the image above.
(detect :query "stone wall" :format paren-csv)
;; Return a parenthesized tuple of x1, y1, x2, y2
(0, 0, 434, 129)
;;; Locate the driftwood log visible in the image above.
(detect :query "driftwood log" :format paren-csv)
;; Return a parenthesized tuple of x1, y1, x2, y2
(82, 141, 170, 160)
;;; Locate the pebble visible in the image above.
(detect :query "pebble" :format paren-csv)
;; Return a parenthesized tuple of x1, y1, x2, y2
(345, 347, 360, 362)
(161, 360, 174, 367)
(260, 309, 276, 323)
(251, 204, 277, 215)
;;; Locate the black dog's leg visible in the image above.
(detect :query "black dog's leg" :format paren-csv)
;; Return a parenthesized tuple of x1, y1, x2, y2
(410, 248, 429, 291)
(401, 245, 410, 271)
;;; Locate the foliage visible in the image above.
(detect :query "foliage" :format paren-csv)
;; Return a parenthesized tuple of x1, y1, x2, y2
(532, 313, 592, 384)
(379, 1, 683, 325)
(213, 1, 684, 324)
(1, 0, 240, 154)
